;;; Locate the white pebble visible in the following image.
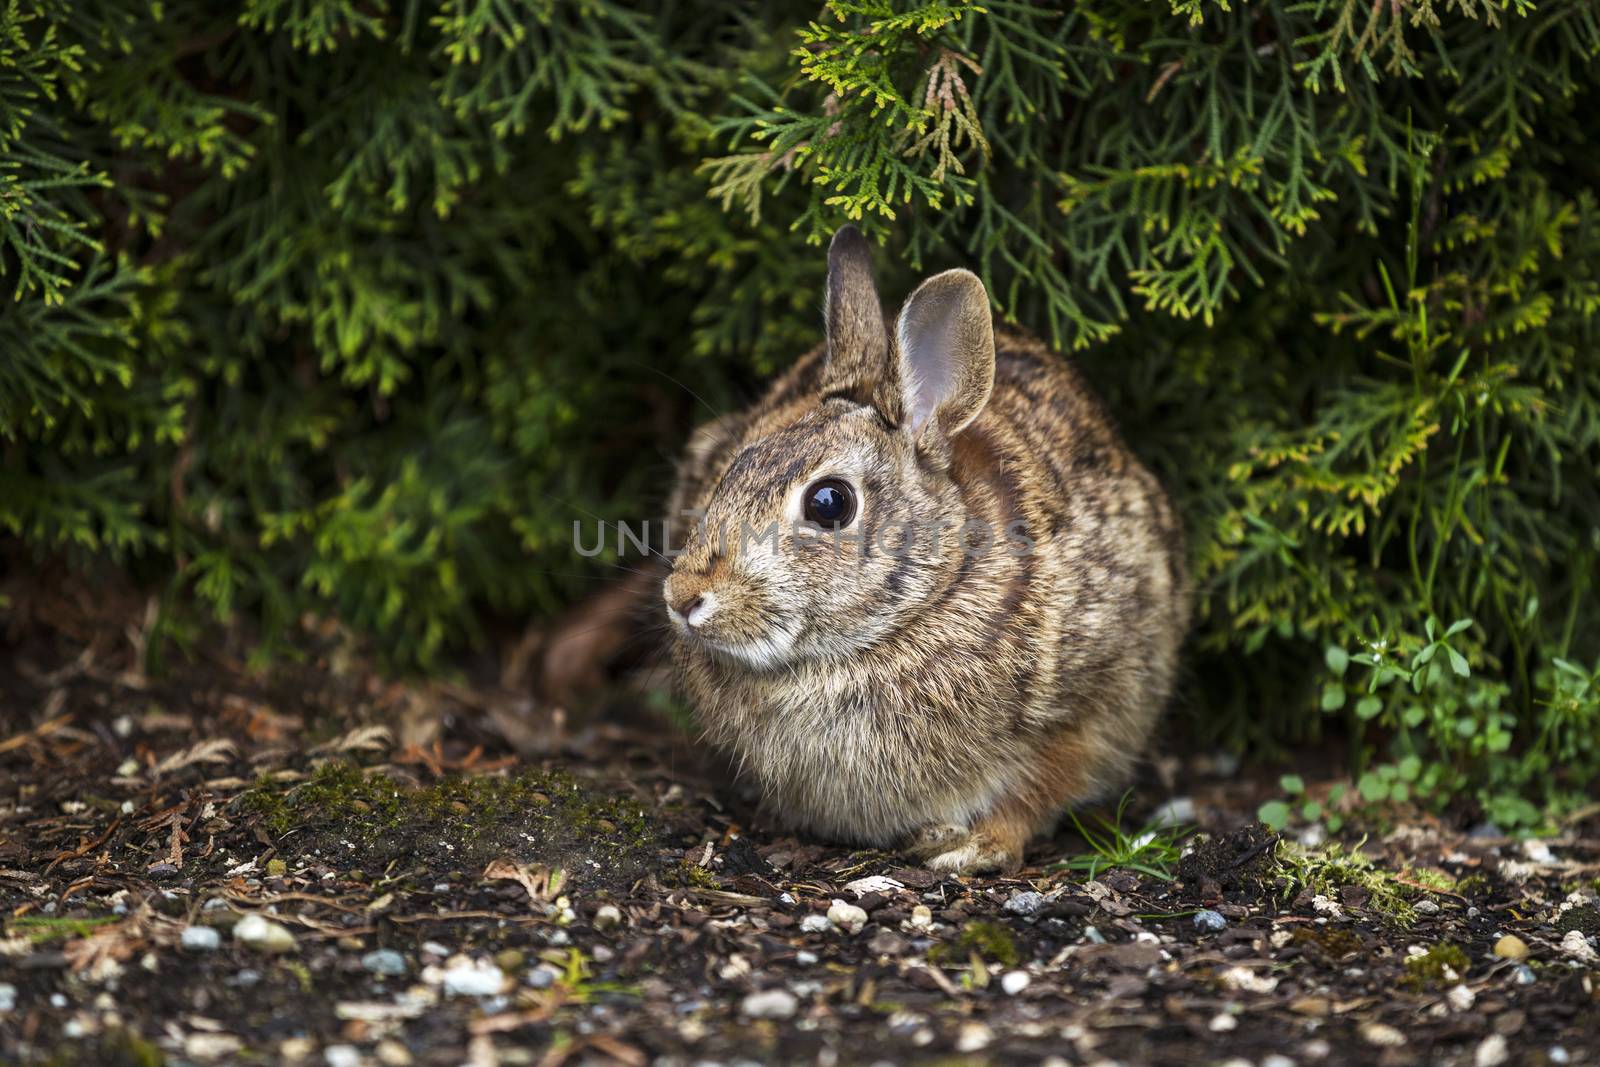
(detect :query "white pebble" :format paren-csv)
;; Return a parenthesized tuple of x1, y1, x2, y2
(593, 904, 622, 930)
(1218, 966, 1278, 994)
(233, 914, 296, 953)
(325, 1046, 362, 1067)
(1474, 1033, 1509, 1067)
(1209, 1013, 1238, 1032)
(799, 914, 832, 934)
(740, 988, 798, 1019)
(908, 905, 933, 928)
(440, 959, 505, 997)
(1000, 971, 1031, 995)
(1447, 984, 1475, 1012)
(180, 926, 221, 952)
(844, 875, 904, 897)
(1413, 899, 1440, 915)
(0, 984, 15, 1013)
(1262, 1056, 1297, 1067)
(1559, 930, 1598, 963)
(827, 899, 868, 934)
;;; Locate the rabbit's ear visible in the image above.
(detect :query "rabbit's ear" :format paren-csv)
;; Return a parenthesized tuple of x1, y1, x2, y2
(895, 269, 995, 446)
(822, 226, 898, 420)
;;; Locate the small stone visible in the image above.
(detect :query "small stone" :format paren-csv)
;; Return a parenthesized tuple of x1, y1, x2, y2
(908, 905, 933, 928)
(361, 949, 407, 978)
(1493, 934, 1530, 961)
(827, 899, 868, 934)
(1550, 1047, 1570, 1065)
(1262, 1056, 1296, 1067)
(795, 950, 818, 965)
(844, 875, 904, 897)
(1209, 1014, 1238, 1032)
(324, 1046, 362, 1067)
(1474, 1034, 1510, 1067)
(233, 914, 296, 953)
(799, 914, 832, 934)
(1218, 966, 1278, 994)
(494, 949, 525, 973)
(375, 1041, 412, 1067)
(1002, 891, 1046, 918)
(1414, 899, 1440, 916)
(266, 858, 288, 877)
(1083, 926, 1107, 944)
(180, 926, 221, 952)
(593, 904, 622, 930)
(526, 965, 559, 989)
(1000, 971, 1030, 995)
(184, 1034, 245, 1060)
(1559, 930, 1598, 963)
(740, 988, 798, 1019)
(956, 1021, 993, 1051)
(440, 958, 505, 997)
(0, 984, 15, 1013)
(1447, 984, 1476, 1012)
(1468, 822, 1503, 839)
(1360, 1022, 1407, 1047)
(280, 1037, 317, 1061)
(1512, 964, 1536, 985)
(1193, 909, 1227, 932)
(1311, 894, 1343, 918)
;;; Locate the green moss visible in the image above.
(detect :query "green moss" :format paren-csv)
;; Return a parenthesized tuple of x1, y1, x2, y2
(1276, 841, 1416, 924)
(238, 762, 664, 892)
(1402, 942, 1471, 988)
(930, 920, 1021, 968)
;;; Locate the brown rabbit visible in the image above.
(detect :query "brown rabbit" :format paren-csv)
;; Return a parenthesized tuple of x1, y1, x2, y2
(659, 227, 1189, 873)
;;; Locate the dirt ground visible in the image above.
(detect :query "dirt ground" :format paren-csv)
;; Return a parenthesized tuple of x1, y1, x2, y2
(2, 584, 1598, 1067)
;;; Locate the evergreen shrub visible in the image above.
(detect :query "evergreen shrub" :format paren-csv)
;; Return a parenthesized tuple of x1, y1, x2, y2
(3, 0, 1597, 824)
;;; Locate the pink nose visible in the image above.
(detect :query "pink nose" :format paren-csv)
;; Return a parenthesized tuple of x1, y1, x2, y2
(670, 592, 705, 623)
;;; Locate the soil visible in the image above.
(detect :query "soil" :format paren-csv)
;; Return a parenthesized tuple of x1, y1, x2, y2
(2, 589, 1598, 1067)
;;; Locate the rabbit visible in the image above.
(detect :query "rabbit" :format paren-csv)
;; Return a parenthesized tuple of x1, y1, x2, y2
(659, 226, 1189, 873)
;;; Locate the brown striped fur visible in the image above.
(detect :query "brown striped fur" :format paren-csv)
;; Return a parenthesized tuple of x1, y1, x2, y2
(660, 229, 1189, 872)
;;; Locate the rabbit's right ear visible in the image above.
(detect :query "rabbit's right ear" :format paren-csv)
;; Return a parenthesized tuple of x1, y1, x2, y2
(821, 226, 901, 422)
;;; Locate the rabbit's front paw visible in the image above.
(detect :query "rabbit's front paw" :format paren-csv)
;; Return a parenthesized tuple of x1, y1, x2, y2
(903, 823, 1021, 874)
(923, 830, 1020, 875)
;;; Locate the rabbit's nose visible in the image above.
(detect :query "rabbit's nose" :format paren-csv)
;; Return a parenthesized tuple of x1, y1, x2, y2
(668, 589, 715, 629)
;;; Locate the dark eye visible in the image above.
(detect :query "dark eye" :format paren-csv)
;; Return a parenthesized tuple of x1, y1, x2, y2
(803, 478, 857, 529)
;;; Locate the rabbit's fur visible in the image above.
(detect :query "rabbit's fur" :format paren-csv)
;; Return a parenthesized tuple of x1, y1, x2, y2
(661, 228, 1189, 873)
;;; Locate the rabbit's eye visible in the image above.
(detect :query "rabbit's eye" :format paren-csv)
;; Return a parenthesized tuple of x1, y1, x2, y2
(803, 478, 857, 529)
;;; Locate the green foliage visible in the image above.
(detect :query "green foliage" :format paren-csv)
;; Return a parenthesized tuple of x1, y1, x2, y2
(3, 0, 1599, 823)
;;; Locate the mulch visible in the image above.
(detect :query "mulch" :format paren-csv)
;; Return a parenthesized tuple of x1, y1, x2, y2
(2, 592, 1597, 1067)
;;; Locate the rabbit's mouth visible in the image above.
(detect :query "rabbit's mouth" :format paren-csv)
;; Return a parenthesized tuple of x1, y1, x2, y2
(687, 624, 803, 672)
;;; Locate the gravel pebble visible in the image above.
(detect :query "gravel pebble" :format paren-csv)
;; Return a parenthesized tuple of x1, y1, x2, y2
(799, 914, 832, 933)
(827, 899, 868, 934)
(1360, 1023, 1407, 1047)
(1002, 891, 1046, 918)
(741, 988, 798, 1019)
(1559, 929, 1598, 963)
(1000, 971, 1030, 995)
(180, 926, 221, 952)
(1413, 899, 1440, 915)
(593, 904, 622, 930)
(1474, 1033, 1510, 1067)
(1193, 909, 1227, 932)
(361, 949, 407, 977)
(440, 959, 505, 997)
(1513, 964, 1537, 985)
(325, 1046, 362, 1067)
(1492, 934, 1529, 961)
(0, 984, 15, 1013)
(233, 914, 296, 953)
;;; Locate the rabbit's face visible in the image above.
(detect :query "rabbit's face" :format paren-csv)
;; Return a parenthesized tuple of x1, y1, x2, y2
(662, 402, 959, 670)
(664, 225, 998, 672)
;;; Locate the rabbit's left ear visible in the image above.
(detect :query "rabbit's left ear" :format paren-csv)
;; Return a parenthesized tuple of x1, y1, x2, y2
(895, 269, 995, 449)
